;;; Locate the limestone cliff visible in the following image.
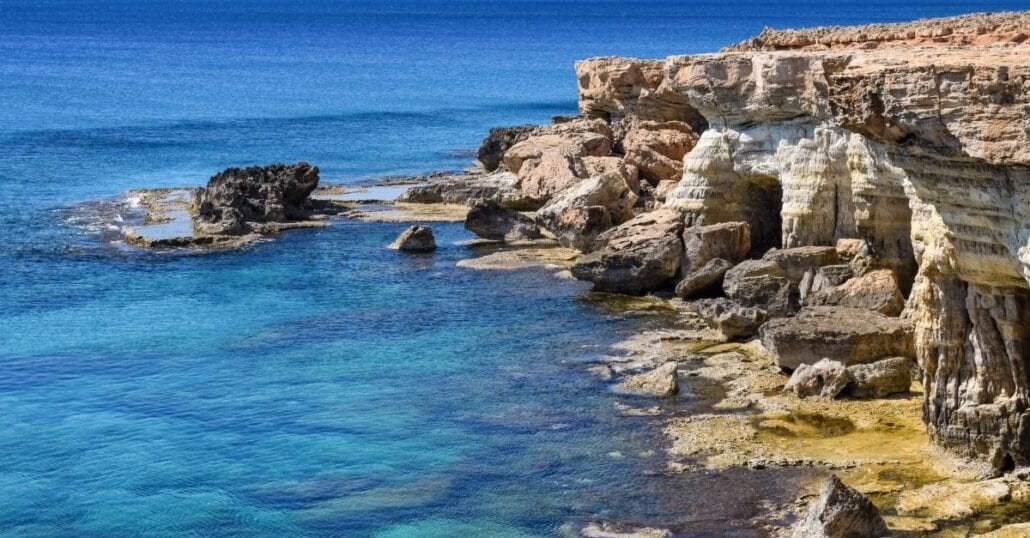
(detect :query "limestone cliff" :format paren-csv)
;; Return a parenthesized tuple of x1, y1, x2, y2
(575, 12, 1030, 471)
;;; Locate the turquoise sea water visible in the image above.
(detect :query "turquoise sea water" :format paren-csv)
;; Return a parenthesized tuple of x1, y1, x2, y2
(1, 1, 1024, 536)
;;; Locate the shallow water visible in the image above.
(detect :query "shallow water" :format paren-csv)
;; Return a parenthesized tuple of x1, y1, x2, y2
(1, 0, 1024, 535)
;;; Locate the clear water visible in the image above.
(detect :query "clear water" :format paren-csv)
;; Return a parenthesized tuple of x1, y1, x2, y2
(0, 1, 1023, 536)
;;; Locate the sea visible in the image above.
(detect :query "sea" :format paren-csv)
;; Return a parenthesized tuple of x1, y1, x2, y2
(0, 1, 1023, 536)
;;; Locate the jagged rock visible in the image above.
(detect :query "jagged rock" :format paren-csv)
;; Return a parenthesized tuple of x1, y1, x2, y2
(390, 225, 436, 252)
(503, 132, 611, 175)
(583, 156, 641, 195)
(722, 260, 798, 317)
(682, 221, 751, 274)
(516, 149, 589, 206)
(835, 238, 874, 276)
(760, 307, 915, 370)
(535, 172, 638, 251)
(762, 246, 840, 285)
(478, 118, 612, 172)
(785, 358, 850, 399)
(191, 162, 319, 235)
(464, 200, 542, 241)
(675, 258, 733, 299)
(846, 357, 913, 398)
(571, 208, 684, 294)
(790, 476, 889, 538)
(806, 269, 906, 316)
(397, 171, 533, 210)
(689, 298, 768, 339)
(621, 120, 699, 184)
(614, 362, 679, 397)
(810, 264, 855, 294)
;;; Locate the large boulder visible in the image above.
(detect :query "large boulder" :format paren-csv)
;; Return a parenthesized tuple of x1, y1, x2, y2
(464, 200, 542, 241)
(621, 120, 699, 185)
(762, 246, 840, 285)
(571, 208, 685, 294)
(477, 118, 612, 172)
(583, 156, 641, 195)
(614, 362, 679, 397)
(809, 264, 855, 295)
(846, 357, 914, 399)
(785, 358, 850, 399)
(397, 171, 534, 210)
(390, 225, 436, 252)
(806, 269, 906, 316)
(675, 258, 733, 299)
(790, 476, 889, 538)
(759, 307, 915, 370)
(689, 298, 768, 340)
(503, 132, 611, 175)
(536, 172, 638, 251)
(682, 221, 751, 274)
(192, 162, 319, 235)
(722, 260, 798, 317)
(515, 149, 589, 205)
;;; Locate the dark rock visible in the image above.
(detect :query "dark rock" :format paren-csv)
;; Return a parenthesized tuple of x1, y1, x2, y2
(682, 221, 751, 274)
(390, 225, 436, 252)
(191, 162, 319, 235)
(762, 246, 840, 285)
(675, 258, 734, 299)
(464, 200, 542, 241)
(722, 260, 799, 317)
(571, 208, 684, 294)
(790, 475, 889, 538)
(476, 125, 537, 171)
(810, 264, 855, 294)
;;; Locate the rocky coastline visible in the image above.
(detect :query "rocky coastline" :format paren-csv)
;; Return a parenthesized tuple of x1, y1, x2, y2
(103, 10, 1030, 536)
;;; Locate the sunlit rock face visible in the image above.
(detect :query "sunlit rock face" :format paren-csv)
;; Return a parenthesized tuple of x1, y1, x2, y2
(576, 12, 1030, 471)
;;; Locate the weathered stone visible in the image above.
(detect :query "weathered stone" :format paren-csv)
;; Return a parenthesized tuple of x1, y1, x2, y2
(810, 264, 855, 294)
(536, 172, 638, 251)
(896, 479, 1011, 520)
(790, 476, 889, 538)
(516, 149, 589, 206)
(846, 357, 914, 398)
(479, 118, 612, 172)
(571, 208, 684, 294)
(191, 162, 319, 235)
(785, 358, 850, 399)
(759, 307, 915, 370)
(688, 298, 768, 340)
(503, 132, 611, 175)
(675, 258, 733, 299)
(583, 156, 641, 195)
(621, 120, 699, 184)
(762, 246, 840, 284)
(614, 362, 679, 397)
(464, 200, 542, 241)
(397, 171, 535, 210)
(722, 260, 798, 317)
(681, 221, 751, 275)
(806, 269, 906, 316)
(580, 522, 673, 538)
(390, 225, 436, 252)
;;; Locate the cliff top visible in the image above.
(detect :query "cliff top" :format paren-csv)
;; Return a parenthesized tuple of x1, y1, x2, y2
(722, 11, 1030, 51)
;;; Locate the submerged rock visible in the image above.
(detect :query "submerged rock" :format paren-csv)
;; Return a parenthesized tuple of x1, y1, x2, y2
(580, 522, 672, 538)
(790, 475, 888, 538)
(571, 208, 684, 294)
(191, 162, 320, 235)
(390, 225, 436, 252)
(614, 362, 678, 397)
(464, 200, 542, 241)
(760, 307, 914, 370)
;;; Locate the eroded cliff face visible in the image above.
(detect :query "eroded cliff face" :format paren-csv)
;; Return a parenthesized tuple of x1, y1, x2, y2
(576, 12, 1030, 471)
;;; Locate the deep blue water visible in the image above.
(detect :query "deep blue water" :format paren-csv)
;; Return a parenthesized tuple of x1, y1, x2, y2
(1, 1, 1025, 536)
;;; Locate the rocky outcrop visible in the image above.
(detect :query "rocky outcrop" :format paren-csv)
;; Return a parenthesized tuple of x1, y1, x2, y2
(191, 162, 319, 235)
(478, 117, 612, 172)
(675, 258, 732, 299)
(535, 172, 638, 251)
(397, 171, 534, 210)
(688, 298, 767, 340)
(722, 259, 797, 317)
(760, 307, 914, 370)
(464, 200, 542, 241)
(390, 225, 436, 252)
(614, 362, 679, 397)
(806, 269, 906, 316)
(681, 221, 751, 275)
(575, 11, 1030, 468)
(790, 476, 888, 538)
(620, 120, 699, 184)
(571, 208, 684, 294)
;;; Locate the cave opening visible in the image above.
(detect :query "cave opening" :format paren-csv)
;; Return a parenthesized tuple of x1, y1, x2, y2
(742, 176, 783, 257)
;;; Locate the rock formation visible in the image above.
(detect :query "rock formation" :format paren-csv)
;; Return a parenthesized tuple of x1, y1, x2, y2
(573, 11, 1030, 472)
(790, 475, 889, 538)
(192, 162, 320, 235)
(390, 225, 436, 252)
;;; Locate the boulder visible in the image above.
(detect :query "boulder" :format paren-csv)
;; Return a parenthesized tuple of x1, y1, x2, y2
(390, 225, 436, 252)
(759, 307, 915, 370)
(790, 476, 889, 538)
(675, 258, 733, 299)
(192, 162, 319, 235)
(835, 238, 874, 276)
(682, 221, 751, 274)
(810, 264, 855, 295)
(397, 171, 534, 210)
(464, 200, 542, 241)
(571, 208, 685, 294)
(478, 118, 612, 172)
(621, 120, 699, 185)
(806, 269, 906, 316)
(762, 246, 840, 285)
(502, 132, 611, 174)
(515, 149, 588, 206)
(689, 298, 768, 339)
(722, 260, 798, 317)
(536, 172, 639, 250)
(846, 357, 914, 398)
(614, 362, 679, 397)
(785, 358, 850, 399)
(583, 156, 641, 195)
